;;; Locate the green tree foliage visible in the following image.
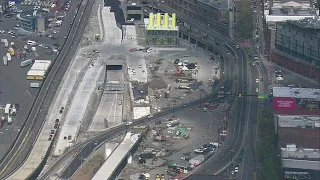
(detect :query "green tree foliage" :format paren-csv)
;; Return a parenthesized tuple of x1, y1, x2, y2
(259, 109, 281, 180)
(237, 0, 254, 39)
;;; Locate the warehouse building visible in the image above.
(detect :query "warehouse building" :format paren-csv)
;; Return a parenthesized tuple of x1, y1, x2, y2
(17, 10, 48, 32)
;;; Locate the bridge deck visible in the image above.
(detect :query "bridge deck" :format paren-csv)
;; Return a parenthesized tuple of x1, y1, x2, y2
(92, 133, 140, 180)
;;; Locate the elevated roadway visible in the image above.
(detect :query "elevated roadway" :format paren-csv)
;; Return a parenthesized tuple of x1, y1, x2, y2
(91, 132, 140, 180)
(0, 0, 95, 178)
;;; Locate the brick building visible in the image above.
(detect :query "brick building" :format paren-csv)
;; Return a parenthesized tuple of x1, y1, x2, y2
(271, 18, 320, 82)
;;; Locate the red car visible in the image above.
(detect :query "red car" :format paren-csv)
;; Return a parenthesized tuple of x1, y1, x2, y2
(129, 48, 137, 52)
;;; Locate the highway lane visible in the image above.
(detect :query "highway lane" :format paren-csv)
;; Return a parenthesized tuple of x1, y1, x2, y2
(0, 0, 90, 178)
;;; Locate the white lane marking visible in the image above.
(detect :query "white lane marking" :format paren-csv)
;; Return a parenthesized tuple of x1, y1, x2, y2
(26, 90, 33, 98)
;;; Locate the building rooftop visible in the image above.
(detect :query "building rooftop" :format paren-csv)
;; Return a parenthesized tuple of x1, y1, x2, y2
(279, 127, 320, 149)
(273, 87, 320, 100)
(281, 144, 320, 160)
(274, 109, 320, 115)
(265, 0, 318, 24)
(287, 16, 320, 29)
(282, 159, 320, 170)
(277, 115, 320, 128)
(18, 10, 47, 20)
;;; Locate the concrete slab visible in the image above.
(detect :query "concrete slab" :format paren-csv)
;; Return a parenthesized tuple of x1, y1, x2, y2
(102, 7, 122, 46)
(54, 60, 104, 156)
(133, 107, 151, 120)
(89, 70, 124, 131)
(92, 132, 140, 180)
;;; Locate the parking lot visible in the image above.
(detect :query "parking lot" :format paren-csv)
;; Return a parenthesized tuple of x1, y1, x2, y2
(0, 0, 80, 158)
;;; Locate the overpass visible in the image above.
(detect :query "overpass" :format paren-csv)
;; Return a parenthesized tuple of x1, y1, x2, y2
(92, 132, 141, 180)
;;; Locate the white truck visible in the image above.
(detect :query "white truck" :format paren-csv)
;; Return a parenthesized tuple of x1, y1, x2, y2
(7, 116, 13, 124)
(6, 53, 11, 61)
(1, 39, 8, 47)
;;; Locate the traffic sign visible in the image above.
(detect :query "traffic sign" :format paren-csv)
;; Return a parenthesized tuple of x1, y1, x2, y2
(258, 94, 268, 99)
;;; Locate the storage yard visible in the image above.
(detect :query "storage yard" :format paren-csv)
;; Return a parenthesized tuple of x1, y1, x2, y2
(118, 102, 227, 180)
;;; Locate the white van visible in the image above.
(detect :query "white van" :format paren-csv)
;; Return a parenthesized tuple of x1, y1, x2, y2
(27, 40, 37, 46)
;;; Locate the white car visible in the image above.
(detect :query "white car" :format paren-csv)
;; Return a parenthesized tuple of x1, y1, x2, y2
(256, 78, 259, 83)
(194, 148, 205, 153)
(146, 48, 152, 53)
(125, 122, 132, 125)
(234, 166, 239, 173)
(139, 65, 142, 68)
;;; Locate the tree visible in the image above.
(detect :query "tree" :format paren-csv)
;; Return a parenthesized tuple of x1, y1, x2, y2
(237, 0, 254, 39)
(258, 109, 281, 180)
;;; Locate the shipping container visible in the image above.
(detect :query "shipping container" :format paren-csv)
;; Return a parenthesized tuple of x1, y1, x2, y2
(21, 59, 33, 67)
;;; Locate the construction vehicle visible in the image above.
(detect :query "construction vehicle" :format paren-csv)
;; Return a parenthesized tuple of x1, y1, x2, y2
(153, 135, 166, 141)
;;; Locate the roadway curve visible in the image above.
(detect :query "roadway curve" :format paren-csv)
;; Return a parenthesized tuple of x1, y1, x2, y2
(0, 0, 93, 178)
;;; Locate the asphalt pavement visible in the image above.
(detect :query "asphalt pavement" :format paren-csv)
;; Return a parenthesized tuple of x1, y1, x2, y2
(0, 0, 93, 178)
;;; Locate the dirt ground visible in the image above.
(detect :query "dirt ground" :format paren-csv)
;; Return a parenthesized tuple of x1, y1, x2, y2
(71, 146, 105, 180)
